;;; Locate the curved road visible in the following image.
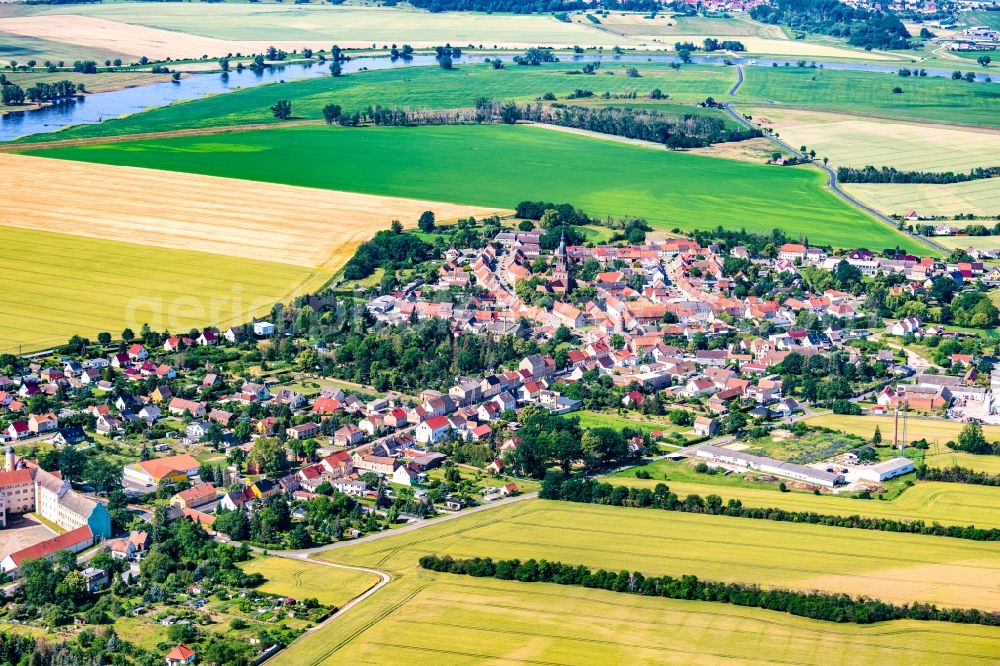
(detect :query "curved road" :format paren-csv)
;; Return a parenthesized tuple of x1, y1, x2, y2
(723, 65, 945, 255)
(250, 491, 538, 663)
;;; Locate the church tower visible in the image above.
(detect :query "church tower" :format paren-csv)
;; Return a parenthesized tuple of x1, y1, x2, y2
(552, 228, 571, 290)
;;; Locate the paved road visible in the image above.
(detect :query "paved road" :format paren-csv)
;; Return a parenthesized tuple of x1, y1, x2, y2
(723, 66, 944, 254)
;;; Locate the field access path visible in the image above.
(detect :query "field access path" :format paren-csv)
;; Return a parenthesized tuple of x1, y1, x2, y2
(723, 65, 945, 255)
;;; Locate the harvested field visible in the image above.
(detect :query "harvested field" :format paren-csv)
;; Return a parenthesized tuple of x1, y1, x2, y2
(935, 234, 1000, 250)
(746, 107, 1000, 171)
(0, 16, 246, 61)
(272, 572, 1000, 666)
(573, 12, 787, 38)
(843, 180, 1000, 219)
(0, 8, 631, 58)
(689, 136, 787, 163)
(319, 500, 1000, 610)
(0, 153, 502, 268)
(0, 27, 130, 66)
(237, 556, 379, 608)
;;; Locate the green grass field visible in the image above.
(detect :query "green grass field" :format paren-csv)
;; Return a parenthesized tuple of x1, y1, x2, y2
(26, 124, 924, 251)
(0, 225, 327, 353)
(11, 62, 736, 143)
(270, 571, 1000, 666)
(269, 499, 1000, 665)
(238, 555, 379, 608)
(739, 67, 1000, 129)
(610, 466, 1000, 528)
(319, 500, 1000, 609)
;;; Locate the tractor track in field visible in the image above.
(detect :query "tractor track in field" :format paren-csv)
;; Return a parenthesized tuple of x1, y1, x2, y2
(724, 65, 945, 254)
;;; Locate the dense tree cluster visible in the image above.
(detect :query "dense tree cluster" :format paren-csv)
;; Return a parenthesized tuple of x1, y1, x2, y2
(343, 229, 433, 280)
(529, 105, 759, 149)
(538, 474, 1000, 542)
(750, 0, 912, 50)
(951, 422, 1000, 456)
(332, 318, 534, 391)
(837, 165, 1000, 184)
(23, 80, 81, 103)
(504, 409, 642, 477)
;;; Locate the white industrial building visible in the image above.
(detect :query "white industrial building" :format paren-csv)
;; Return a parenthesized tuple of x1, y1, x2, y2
(695, 445, 845, 488)
(855, 457, 915, 483)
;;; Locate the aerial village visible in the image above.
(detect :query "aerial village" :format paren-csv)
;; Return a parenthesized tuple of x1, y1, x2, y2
(1, 214, 1000, 661)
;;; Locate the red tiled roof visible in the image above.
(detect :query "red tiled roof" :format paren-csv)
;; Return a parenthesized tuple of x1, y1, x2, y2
(8, 525, 92, 567)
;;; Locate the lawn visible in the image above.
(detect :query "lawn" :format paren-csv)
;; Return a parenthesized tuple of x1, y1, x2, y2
(238, 555, 380, 608)
(26, 124, 924, 252)
(10, 62, 736, 143)
(738, 67, 1000, 129)
(0, 225, 326, 353)
(574, 409, 694, 439)
(270, 571, 1000, 666)
(745, 106, 1000, 172)
(318, 500, 1000, 610)
(845, 180, 1000, 219)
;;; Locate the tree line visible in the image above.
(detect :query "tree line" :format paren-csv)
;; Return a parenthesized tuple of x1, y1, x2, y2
(538, 474, 1000, 542)
(403, 0, 658, 14)
(419, 554, 1000, 626)
(918, 464, 1000, 487)
(837, 165, 1000, 184)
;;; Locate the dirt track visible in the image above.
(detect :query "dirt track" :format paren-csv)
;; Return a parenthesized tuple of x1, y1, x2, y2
(0, 153, 504, 268)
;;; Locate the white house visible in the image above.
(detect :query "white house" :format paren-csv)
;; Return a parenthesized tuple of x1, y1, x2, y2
(253, 321, 276, 337)
(415, 416, 451, 444)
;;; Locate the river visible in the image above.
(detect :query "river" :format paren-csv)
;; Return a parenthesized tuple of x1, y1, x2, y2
(1, 52, 992, 142)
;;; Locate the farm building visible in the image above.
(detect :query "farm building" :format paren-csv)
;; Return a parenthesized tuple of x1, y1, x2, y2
(856, 457, 915, 482)
(695, 445, 845, 488)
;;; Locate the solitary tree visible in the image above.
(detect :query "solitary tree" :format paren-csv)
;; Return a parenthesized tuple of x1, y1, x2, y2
(418, 210, 436, 233)
(978, 55, 991, 68)
(271, 99, 292, 120)
(329, 61, 342, 77)
(322, 103, 342, 124)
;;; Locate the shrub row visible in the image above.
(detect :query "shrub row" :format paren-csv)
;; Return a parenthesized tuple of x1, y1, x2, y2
(419, 554, 1000, 626)
(539, 473, 1000, 542)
